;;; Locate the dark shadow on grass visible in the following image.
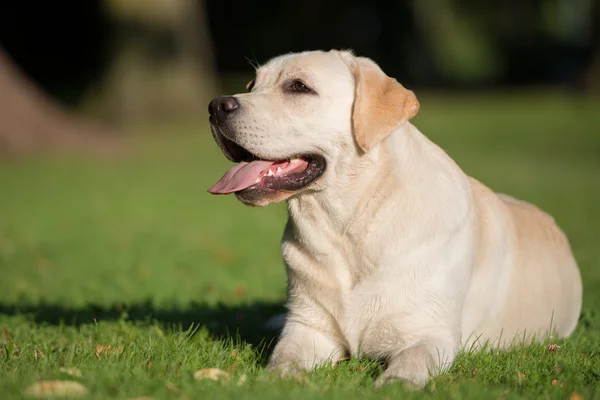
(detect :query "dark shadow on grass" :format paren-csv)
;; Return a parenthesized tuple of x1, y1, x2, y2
(0, 300, 287, 356)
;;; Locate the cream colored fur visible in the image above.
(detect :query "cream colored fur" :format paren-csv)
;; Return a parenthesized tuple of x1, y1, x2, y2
(214, 50, 583, 388)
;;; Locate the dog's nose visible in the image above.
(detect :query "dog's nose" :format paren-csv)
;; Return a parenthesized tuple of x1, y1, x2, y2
(208, 96, 239, 119)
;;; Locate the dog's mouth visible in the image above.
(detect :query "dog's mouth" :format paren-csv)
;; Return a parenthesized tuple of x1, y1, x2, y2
(208, 134, 326, 196)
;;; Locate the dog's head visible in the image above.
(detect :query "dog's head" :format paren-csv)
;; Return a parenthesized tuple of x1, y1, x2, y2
(207, 50, 419, 206)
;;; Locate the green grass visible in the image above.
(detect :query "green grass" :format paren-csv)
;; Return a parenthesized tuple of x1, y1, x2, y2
(1, 90, 600, 399)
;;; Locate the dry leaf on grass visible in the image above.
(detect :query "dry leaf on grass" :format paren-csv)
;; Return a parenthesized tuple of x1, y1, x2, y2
(165, 382, 190, 400)
(233, 286, 248, 298)
(552, 379, 560, 386)
(94, 343, 124, 359)
(34, 348, 45, 360)
(569, 393, 583, 400)
(547, 343, 560, 352)
(59, 367, 83, 378)
(95, 344, 111, 358)
(23, 380, 88, 398)
(2, 328, 13, 340)
(226, 363, 237, 373)
(193, 368, 230, 381)
(165, 381, 181, 394)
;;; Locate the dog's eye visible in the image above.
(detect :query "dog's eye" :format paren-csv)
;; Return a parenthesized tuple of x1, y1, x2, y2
(287, 80, 312, 93)
(246, 79, 255, 92)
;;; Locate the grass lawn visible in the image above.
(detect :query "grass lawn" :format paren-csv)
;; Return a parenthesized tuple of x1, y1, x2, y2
(1, 90, 599, 399)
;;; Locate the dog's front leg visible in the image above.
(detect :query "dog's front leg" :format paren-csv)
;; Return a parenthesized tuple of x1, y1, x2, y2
(374, 338, 458, 389)
(268, 318, 345, 375)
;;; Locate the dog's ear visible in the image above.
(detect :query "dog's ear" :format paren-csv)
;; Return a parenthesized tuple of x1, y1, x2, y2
(350, 59, 419, 152)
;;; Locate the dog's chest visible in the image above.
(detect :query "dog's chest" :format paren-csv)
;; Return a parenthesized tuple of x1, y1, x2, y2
(283, 239, 382, 351)
(337, 276, 395, 354)
(282, 209, 395, 353)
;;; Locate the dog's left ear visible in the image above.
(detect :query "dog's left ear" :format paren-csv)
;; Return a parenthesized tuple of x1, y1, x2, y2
(350, 59, 419, 152)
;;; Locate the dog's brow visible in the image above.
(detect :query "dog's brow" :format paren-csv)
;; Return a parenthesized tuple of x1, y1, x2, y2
(275, 67, 287, 86)
(282, 70, 316, 86)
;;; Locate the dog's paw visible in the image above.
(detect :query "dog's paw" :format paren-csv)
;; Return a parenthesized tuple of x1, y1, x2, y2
(266, 363, 308, 383)
(374, 372, 426, 391)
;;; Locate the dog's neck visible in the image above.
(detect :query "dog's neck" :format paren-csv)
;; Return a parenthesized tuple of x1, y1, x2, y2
(285, 122, 473, 249)
(287, 123, 415, 234)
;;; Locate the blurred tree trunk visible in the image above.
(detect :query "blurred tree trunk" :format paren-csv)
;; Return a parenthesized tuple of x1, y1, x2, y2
(584, 0, 600, 91)
(0, 47, 119, 157)
(100, 0, 219, 124)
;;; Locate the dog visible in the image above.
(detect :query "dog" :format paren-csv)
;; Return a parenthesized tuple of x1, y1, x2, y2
(207, 50, 582, 388)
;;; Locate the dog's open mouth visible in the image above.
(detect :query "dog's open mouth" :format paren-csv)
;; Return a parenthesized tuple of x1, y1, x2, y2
(208, 135, 326, 195)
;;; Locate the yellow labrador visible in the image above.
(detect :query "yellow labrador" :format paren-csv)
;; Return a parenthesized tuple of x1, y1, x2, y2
(207, 50, 582, 387)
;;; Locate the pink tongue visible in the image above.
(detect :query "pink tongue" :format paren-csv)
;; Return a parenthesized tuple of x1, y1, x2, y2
(208, 160, 275, 194)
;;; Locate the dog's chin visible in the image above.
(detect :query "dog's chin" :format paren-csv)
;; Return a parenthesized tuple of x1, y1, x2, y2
(234, 187, 297, 207)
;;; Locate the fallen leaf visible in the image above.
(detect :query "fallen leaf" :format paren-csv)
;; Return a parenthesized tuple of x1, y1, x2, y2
(23, 380, 87, 398)
(193, 368, 230, 381)
(552, 379, 560, 386)
(165, 381, 180, 394)
(233, 286, 247, 298)
(518, 372, 526, 379)
(2, 328, 13, 340)
(34, 348, 45, 360)
(165, 382, 190, 400)
(226, 363, 237, 373)
(95, 344, 111, 358)
(569, 393, 583, 400)
(547, 343, 560, 352)
(60, 367, 83, 378)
